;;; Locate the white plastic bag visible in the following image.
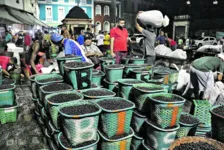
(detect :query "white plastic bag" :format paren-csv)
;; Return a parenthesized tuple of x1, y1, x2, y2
(137, 10, 169, 28)
(176, 69, 190, 91)
(155, 45, 172, 56)
(167, 49, 187, 60)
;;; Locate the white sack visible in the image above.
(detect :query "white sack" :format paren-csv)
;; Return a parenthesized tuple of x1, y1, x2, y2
(167, 49, 187, 60)
(197, 45, 223, 53)
(137, 10, 169, 28)
(155, 45, 172, 56)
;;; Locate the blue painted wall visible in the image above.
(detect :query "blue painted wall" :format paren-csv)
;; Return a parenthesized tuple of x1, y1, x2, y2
(38, 0, 93, 23)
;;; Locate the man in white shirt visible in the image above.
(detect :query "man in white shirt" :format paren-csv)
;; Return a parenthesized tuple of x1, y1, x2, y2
(96, 30, 105, 53)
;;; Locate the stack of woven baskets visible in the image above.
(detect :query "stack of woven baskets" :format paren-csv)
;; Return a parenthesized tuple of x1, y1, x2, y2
(0, 78, 17, 124)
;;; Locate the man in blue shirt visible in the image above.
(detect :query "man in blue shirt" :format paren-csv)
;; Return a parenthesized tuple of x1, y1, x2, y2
(77, 30, 85, 45)
(51, 33, 88, 62)
(156, 30, 166, 45)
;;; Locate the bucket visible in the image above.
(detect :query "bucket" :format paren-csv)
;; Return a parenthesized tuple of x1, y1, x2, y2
(105, 65, 124, 83)
(92, 71, 105, 86)
(99, 57, 116, 72)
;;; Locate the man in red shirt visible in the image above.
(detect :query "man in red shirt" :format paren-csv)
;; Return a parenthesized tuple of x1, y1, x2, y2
(0, 56, 17, 77)
(110, 18, 129, 64)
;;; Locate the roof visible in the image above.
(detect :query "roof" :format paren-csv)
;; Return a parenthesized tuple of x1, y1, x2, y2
(64, 6, 90, 20)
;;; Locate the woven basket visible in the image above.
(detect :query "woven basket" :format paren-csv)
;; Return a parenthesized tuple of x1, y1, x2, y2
(131, 133, 143, 150)
(117, 79, 144, 99)
(0, 101, 18, 124)
(36, 114, 44, 126)
(29, 74, 42, 99)
(141, 141, 153, 150)
(37, 98, 43, 114)
(58, 132, 99, 150)
(2, 79, 16, 85)
(56, 56, 82, 75)
(46, 91, 84, 130)
(132, 83, 165, 114)
(105, 65, 124, 83)
(96, 97, 135, 138)
(176, 113, 200, 139)
(131, 110, 146, 135)
(59, 101, 101, 147)
(169, 136, 224, 150)
(92, 71, 105, 86)
(124, 64, 142, 78)
(64, 62, 94, 90)
(130, 69, 151, 81)
(103, 79, 118, 91)
(35, 73, 63, 99)
(129, 58, 145, 65)
(146, 93, 185, 129)
(39, 83, 73, 108)
(0, 85, 16, 106)
(47, 138, 58, 150)
(210, 105, 224, 143)
(145, 119, 180, 150)
(99, 57, 116, 72)
(192, 100, 211, 128)
(47, 120, 60, 136)
(41, 108, 49, 126)
(98, 128, 134, 150)
(80, 88, 116, 100)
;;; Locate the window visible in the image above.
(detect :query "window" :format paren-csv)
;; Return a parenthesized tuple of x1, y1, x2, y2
(58, 0, 64, 3)
(46, 0, 52, 3)
(103, 21, 110, 32)
(204, 38, 209, 41)
(58, 7, 65, 21)
(16, 0, 19, 3)
(95, 5, 101, 15)
(104, 6, 110, 16)
(69, 0, 75, 2)
(96, 22, 101, 33)
(80, 0, 86, 5)
(46, 6, 53, 21)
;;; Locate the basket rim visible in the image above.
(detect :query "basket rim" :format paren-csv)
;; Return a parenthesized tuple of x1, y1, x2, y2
(64, 62, 94, 70)
(44, 128, 52, 139)
(98, 128, 134, 142)
(56, 56, 82, 61)
(146, 119, 180, 132)
(99, 57, 115, 62)
(133, 133, 143, 140)
(179, 113, 201, 126)
(105, 64, 125, 70)
(131, 68, 150, 73)
(117, 79, 145, 86)
(58, 101, 102, 118)
(80, 88, 116, 99)
(46, 90, 84, 106)
(35, 74, 63, 85)
(0, 100, 18, 110)
(48, 121, 60, 133)
(133, 110, 146, 118)
(210, 105, 224, 119)
(2, 78, 16, 85)
(92, 71, 105, 77)
(133, 83, 164, 93)
(130, 58, 146, 60)
(124, 64, 142, 68)
(103, 79, 118, 85)
(142, 140, 153, 150)
(95, 97, 135, 113)
(0, 85, 16, 91)
(58, 132, 99, 149)
(147, 93, 186, 104)
(169, 136, 224, 150)
(40, 83, 73, 94)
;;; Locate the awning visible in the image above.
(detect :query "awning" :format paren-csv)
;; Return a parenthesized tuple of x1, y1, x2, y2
(0, 8, 22, 24)
(7, 8, 34, 25)
(26, 13, 48, 27)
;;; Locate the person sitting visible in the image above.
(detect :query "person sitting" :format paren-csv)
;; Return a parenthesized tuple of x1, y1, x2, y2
(0, 56, 18, 77)
(50, 33, 88, 62)
(81, 34, 103, 68)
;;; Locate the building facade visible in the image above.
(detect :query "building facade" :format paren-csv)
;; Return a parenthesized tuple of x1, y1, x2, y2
(0, 0, 24, 10)
(38, 0, 94, 27)
(94, 0, 122, 33)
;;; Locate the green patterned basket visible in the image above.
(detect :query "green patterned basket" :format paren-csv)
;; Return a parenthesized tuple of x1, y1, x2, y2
(131, 133, 143, 150)
(98, 128, 134, 150)
(192, 100, 212, 128)
(129, 58, 145, 65)
(59, 101, 101, 147)
(146, 93, 185, 129)
(176, 113, 200, 139)
(2, 79, 16, 85)
(35, 73, 63, 99)
(145, 119, 180, 150)
(131, 110, 146, 135)
(80, 88, 116, 100)
(92, 71, 105, 86)
(117, 79, 144, 99)
(58, 132, 99, 150)
(103, 79, 118, 91)
(132, 83, 165, 114)
(105, 65, 124, 83)
(95, 97, 135, 138)
(210, 105, 224, 143)
(124, 64, 142, 78)
(0, 85, 16, 106)
(99, 57, 116, 72)
(29, 74, 43, 99)
(64, 62, 94, 90)
(39, 83, 73, 108)
(56, 56, 82, 75)
(46, 91, 84, 130)
(0, 101, 18, 124)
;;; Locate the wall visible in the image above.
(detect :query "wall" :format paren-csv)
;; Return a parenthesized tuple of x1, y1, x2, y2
(0, 0, 24, 10)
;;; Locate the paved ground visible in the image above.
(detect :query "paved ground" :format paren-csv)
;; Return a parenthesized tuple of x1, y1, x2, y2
(0, 81, 49, 150)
